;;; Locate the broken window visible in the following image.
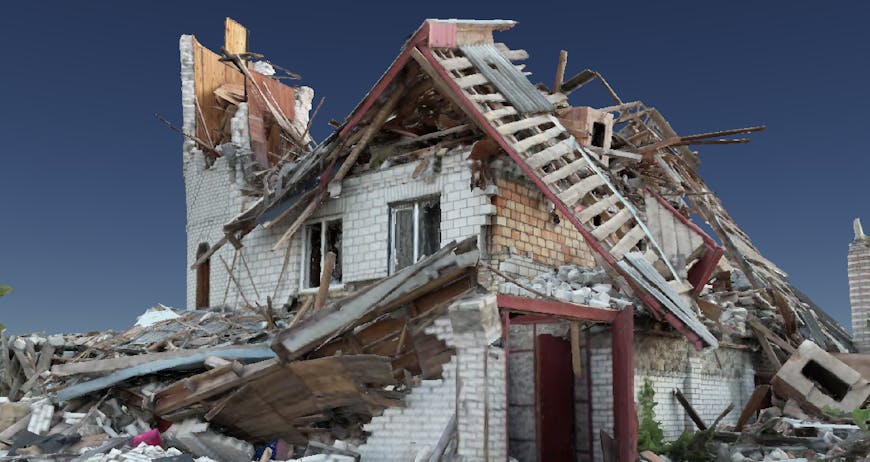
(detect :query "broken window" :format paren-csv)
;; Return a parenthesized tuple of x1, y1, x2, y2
(301, 218, 342, 289)
(390, 198, 441, 273)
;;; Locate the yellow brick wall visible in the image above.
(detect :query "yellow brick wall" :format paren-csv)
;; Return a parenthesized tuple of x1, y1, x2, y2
(488, 177, 596, 268)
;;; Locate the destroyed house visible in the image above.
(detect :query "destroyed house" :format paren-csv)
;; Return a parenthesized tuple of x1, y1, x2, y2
(175, 18, 857, 462)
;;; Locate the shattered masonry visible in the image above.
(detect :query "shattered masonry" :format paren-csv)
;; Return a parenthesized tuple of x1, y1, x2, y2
(0, 16, 867, 462)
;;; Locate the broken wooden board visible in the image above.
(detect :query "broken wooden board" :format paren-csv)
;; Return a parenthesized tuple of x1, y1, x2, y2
(55, 346, 276, 402)
(272, 238, 478, 361)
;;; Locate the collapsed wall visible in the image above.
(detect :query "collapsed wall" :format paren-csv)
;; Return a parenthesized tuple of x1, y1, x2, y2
(358, 295, 506, 461)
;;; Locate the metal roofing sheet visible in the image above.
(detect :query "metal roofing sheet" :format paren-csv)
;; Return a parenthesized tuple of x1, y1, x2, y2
(459, 44, 553, 114)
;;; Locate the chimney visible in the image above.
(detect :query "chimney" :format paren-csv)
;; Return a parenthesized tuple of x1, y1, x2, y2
(849, 218, 870, 352)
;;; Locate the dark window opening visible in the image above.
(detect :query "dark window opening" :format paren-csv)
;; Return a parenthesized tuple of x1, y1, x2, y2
(591, 122, 606, 148)
(593, 215, 602, 226)
(195, 243, 210, 308)
(801, 360, 849, 402)
(390, 198, 441, 273)
(303, 219, 343, 289)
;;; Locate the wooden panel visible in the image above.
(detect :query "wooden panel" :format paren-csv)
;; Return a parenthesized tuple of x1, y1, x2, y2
(536, 334, 575, 461)
(193, 38, 246, 146)
(224, 17, 248, 55)
(246, 71, 296, 167)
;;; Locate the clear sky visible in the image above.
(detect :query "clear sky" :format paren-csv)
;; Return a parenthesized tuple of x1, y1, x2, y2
(0, 1, 867, 334)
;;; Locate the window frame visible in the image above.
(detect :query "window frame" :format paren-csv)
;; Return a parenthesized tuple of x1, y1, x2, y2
(299, 216, 343, 292)
(388, 197, 441, 274)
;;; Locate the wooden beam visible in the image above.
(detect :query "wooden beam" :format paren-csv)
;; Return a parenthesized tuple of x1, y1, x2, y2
(552, 50, 568, 93)
(496, 295, 619, 323)
(734, 385, 770, 432)
(315, 252, 337, 310)
(612, 307, 636, 462)
(570, 321, 582, 377)
(673, 388, 707, 430)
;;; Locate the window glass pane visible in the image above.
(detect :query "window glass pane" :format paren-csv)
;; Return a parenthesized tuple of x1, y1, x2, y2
(393, 208, 415, 272)
(306, 222, 322, 288)
(325, 220, 342, 284)
(418, 199, 441, 259)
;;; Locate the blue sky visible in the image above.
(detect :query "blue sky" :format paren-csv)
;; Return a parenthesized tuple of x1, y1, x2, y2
(0, 1, 867, 334)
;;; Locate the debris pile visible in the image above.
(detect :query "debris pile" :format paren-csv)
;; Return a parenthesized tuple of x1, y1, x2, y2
(0, 241, 480, 461)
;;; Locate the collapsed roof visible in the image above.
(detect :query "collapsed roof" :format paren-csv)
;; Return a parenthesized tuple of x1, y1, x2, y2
(186, 19, 851, 356)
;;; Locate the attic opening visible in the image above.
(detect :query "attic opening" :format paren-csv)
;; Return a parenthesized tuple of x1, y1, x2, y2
(591, 122, 606, 148)
(801, 360, 849, 402)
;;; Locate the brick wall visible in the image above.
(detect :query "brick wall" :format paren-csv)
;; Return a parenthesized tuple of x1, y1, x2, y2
(489, 177, 596, 270)
(589, 330, 755, 462)
(358, 295, 506, 461)
(849, 236, 870, 352)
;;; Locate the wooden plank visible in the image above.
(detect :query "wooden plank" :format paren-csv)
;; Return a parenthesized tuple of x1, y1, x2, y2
(557, 175, 606, 207)
(51, 344, 275, 378)
(484, 106, 517, 121)
(192, 38, 246, 148)
(752, 324, 782, 370)
(734, 385, 770, 432)
(496, 116, 551, 135)
(454, 73, 488, 88)
(570, 321, 582, 377)
(576, 195, 620, 224)
(747, 315, 795, 354)
(513, 126, 563, 152)
(673, 388, 707, 430)
(541, 157, 588, 184)
(315, 252, 337, 310)
(470, 93, 507, 103)
(610, 226, 646, 260)
(224, 18, 247, 55)
(525, 138, 574, 169)
(592, 208, 632, 241)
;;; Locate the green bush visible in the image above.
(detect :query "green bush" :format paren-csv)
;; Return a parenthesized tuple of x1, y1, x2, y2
(637, 378, 666, 453)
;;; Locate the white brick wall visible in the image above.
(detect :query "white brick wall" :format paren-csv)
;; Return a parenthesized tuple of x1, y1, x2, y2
(589, 331, 755, 462)
(182, 143, 495, 309)
(358, 296, 506, 462)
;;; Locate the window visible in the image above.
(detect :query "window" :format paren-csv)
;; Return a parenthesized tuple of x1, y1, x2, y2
(301, 218, 342, 289)
(390, 198, 440, 273)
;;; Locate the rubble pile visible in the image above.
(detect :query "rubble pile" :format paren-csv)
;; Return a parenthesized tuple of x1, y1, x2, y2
(498, 264, 633, 309)
(0, 239, 480, 461)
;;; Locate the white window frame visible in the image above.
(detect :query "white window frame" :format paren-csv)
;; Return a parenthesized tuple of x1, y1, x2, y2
(389, 198, 440, 274)
(299, 216, 343, 293)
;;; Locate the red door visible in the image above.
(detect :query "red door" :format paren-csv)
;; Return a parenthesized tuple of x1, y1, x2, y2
(536, 334, 576, 461)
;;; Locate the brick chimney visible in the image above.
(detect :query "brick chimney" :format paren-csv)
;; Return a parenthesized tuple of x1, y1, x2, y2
(849, 218, 870, 352)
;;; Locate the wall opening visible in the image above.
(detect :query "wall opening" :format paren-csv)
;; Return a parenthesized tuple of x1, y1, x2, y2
(195, 242, 210, 308)
(801, 360, 849, 401)
(591, 122, 606, 148)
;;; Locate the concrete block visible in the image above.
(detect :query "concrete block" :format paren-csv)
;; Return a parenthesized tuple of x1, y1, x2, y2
(771, 340, 870, 414)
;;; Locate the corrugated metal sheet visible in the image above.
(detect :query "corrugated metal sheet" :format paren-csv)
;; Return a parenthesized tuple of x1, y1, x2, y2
(459, 44, 553, 114)
(619, 252, 718, 348)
